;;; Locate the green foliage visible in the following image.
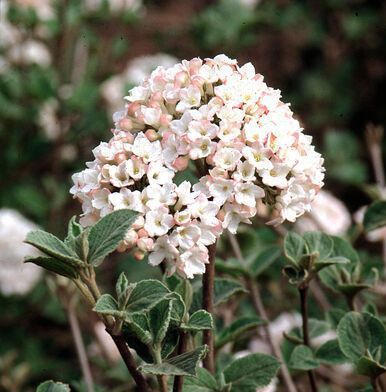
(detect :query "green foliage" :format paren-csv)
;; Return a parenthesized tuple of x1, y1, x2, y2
(182, 310, 213, 332)
(36, 381, 71, 391)
(183, 368, 219, 392)
(216, 316, 266, 349)
(25, 256, 78, 279)
(87, 209, 137, 265)
(315, 339, 347, 365)
(289, 345, 320, 370)
(223, 353, 280, 392)
(337, 312, 386, 379)
(363, 201, 386, 232)
(139, 346, 208, 376)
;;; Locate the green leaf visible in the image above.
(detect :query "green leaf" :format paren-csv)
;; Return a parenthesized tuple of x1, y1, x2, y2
(215, 257, 247, 277)
(139, 345, 208, 376)
(284, 232, 305, 265)
(314, 256, 350, 272)
(126, 313, 152, 345)
(36, 380, 71, 392)
(337, 312, 386, 363)
(250, 246, 281, 277)
(303, 231, 333, 261)
(183, 367, 219, 392)
(25, 230, 83, 267)
(126, 279, 170, 314)
(93, 294, 121, 317)
(66, 216, 83, 239)
(88, 209, 137, 265)
(223, 353, 280, 392)
(331, 236, 360, 263)
(363, 201, 386, 232)
(326, 308, 346, 329)
(175, 279, 193, 314)
(25, 256, 78, 279)
(182, 310, 213, 332)
(116, 272, 129, 300)
(282, 266, 307, 285)
(315, 339, 347, 365)
(191, 278, 247, 313)
(289, 345, 320, 370)
(356, 356, 386, 378)
(169, 292, 186, 323)
(216, 316, 266, 349)
(149, 299, 173, 344)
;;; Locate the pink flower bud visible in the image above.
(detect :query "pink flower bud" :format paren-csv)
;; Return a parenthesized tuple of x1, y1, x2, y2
(132, 216, 144, 230)
(118, 118, 132, 131)
(134, 249, 145, 261)
(137, 228, 149, 238)
(145, 129, 160, 142)
(114, 152, 127, 164)
(172, 156, 189, 171)
(137, 237, 154, 252)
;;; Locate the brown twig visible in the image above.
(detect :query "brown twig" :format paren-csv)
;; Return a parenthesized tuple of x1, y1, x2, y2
(173, 330, 188, 392)
(299, 286, 318, 392)
(66, 300, 95, 392)
(228, 232, 298, 392)
(107, 330, 150, 392)
(202, 242, 217, 373)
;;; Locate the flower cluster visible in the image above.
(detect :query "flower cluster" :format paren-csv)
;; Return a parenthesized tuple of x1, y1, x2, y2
(71, 54, 324, 278)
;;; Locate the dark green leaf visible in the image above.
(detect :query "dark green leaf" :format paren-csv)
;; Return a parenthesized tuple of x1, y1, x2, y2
(356, 356, 386, 378)
(216, 316, 266, 349)
(363, 201, 386, 232)
(223, 353, 280, 392)
(183, 367, 219, 392)
(149, 299, 173, 344)
(182, 310, 213, 332)
(25, 256, 78, 279)
(303, 231, 333, 261)
(25, 230, 83, 267)
(88, 209, 137, 265)
(315, 339, 347, 365)
(139, 345, 208, 376)
(289, 345, 320, 370)
(337, 312, 386, 363)
(284, 232, 305, 265)
(250, 246, 281, 277)
(93, 294, 121, 317)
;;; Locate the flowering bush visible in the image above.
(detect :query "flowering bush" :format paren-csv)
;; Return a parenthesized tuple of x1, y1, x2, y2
(71, 54, 325, 278)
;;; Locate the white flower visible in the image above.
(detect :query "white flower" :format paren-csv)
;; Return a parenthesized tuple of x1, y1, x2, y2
(147, 163, 174, 185)
(234, 183, 264, 207)
(109, 189, 144, 213)
(149, 235, 178, 266)
(91, 188, 112, 217)
(189, 195, 220, 227)
(8, 40, 51, 67)
(132, 133, 162, 163)
(213, 148, 241, 171)
(176, 86, 202, 113)
(170, 224, 201, 249)
(189, 137, 216, 160)
(0, 209, 42, 295)
(261, 161, 291, 189)
(144, 206, 174, 237)
(180, 246, 208, 278)
(209, 178, 234, 205)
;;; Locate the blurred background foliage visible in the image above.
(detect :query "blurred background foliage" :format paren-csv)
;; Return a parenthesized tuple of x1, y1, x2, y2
(0, 0, 385, 390)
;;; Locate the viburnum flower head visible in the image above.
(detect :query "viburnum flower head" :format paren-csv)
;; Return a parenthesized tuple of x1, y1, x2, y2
(71, 54, 325, 278)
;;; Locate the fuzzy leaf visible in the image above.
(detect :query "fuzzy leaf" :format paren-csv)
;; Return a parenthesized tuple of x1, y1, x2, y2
(250, 246, 281, 277)
(66, 216, 83, 239)
(126, 279, 171, 314)
(314, 256, 350, 272)
(303, 231, 333, 260)
(36, 381, 71, 392)
(139, 345, 208, 376)
(25, 230, 83, 267)
(356, 356, 386, 378)
(116, 272, 129, 300)
(223, 353, 280, 392)
(88, 209, 137, 264)
(182, 310, 213, 332)
(149, 299, 173, 344)
(183, 368, 219, 392)
(315, 339, 347, 365)
(289, 345, 320, 370)
(216, 316, 266, 349)
(284, 232, 305, 265)
(126, 313, 152, 345)
(363, 201, 386, 232)
(337, 312, 386, 363)
(331, 236, 360, 263)
(25, 256, 78, 279)
(93, 294, 121, 317)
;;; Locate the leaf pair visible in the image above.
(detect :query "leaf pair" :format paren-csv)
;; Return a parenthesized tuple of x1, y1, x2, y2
(25, 210, 137, 278)
(283, 231, 350, 284)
